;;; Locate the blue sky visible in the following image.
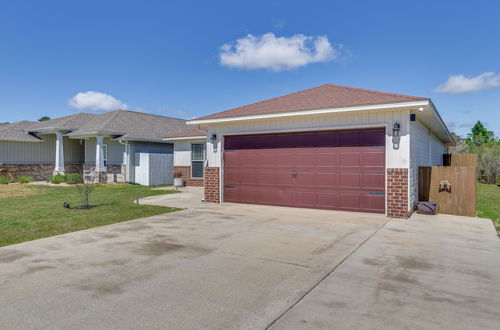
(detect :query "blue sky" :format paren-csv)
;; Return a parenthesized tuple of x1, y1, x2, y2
(1, 0, 499, 136)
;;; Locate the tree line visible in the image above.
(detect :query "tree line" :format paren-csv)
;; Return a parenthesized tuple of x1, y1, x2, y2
(450, 121, 499, 184)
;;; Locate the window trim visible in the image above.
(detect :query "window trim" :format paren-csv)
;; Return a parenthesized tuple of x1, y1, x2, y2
(191, 143, 205, 179)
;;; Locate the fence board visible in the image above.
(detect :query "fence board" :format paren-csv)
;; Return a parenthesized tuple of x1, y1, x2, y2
(418, 166, 476, 217)
(451, 153, 477, 167)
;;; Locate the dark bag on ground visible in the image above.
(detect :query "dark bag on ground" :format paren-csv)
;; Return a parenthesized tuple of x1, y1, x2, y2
(415, 202, 438, 215)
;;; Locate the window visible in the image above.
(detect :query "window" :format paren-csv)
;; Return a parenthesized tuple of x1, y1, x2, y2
(191, 143, 204, 178)
(103, 144, 108, 166)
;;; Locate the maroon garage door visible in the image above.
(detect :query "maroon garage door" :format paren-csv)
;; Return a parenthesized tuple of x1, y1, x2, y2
(223, 128, 385, 213)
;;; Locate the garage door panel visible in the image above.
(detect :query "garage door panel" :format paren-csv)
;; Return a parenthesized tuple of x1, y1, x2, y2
(274, 151, 294, 166)
(317, 151, 338, 167)
(362, 173, 385, 190)
(254, 151, 275, 167)
(275, 190, 295, 205)
(295, 171, 316, 187)
(226, 170, 256, 185)
(224, 169, 242, 185)
(316, 172, 338, 188)
(362, 193, 385, 213)
(339, 131, 361, 146)
(340, 172, 361, 188)
(224, 128, 385, 213)
(274, 170, 294, 186)
(363, 149, 385, 167)
(256, 171, 276, 185)
(294, 190, 315, 207)
(362, 130, 385, 146)
(224, 152, 241, 167)
(255, 188, 277, 205)
(339, 151, 361, 167)
(317, 191, 339, 208)
(339, 192, 362, 211)
(294, 149, 316, 166)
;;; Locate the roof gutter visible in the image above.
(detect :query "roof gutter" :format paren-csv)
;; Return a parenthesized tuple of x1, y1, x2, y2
(428, 100, 455, 145)
(162, 136, 207, 141)
(188, 100, 430, 125)
(114, 137, 173, 144)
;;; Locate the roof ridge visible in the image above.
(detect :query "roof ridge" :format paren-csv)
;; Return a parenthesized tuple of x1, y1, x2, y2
(97, 110, 122, 128)
(209, 85, 328, 118)
(324, 83, 427, 100)
(107, 109, 188, 122)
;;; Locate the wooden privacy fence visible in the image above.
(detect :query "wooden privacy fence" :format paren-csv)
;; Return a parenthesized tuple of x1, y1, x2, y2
(418, 154, 477, 217)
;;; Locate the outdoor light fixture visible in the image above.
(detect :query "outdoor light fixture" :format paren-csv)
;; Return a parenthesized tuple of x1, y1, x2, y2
(418, 107, 425, 112)
(393, 122, 400, 137)
(211, 133, 217, 152)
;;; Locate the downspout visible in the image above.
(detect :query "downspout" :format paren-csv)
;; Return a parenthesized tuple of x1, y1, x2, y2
(118, 139, 130, 182)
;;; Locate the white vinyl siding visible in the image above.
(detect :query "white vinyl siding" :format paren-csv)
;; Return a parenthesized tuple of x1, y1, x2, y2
(409, 120, 446, 209)
(173, 139, 206, 166)
(430, 135, 446, 165)
(0, 135, 84, 164)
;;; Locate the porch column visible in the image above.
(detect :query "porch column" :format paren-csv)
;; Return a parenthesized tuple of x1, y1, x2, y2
(95, 136, 106, 171)
(54, 131, 65, 173)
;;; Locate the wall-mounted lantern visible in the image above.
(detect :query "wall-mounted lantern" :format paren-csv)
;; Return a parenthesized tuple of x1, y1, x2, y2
(392, 122, 400, 137)
(210, 134, 217, 152)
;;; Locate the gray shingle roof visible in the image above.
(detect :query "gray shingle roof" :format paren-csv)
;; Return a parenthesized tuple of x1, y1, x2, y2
(27, 113, 97, 131)
(0, 121, 41, 142)
(66, 110, 188, 141)
(0, 110, 188, 143)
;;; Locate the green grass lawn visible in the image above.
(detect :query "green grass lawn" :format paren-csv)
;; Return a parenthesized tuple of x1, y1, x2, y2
(0, 183, 180, 247)
(477, 183, 500, 235)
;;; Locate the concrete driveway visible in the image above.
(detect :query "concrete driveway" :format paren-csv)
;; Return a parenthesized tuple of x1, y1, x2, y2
(0, 188, 499, 329)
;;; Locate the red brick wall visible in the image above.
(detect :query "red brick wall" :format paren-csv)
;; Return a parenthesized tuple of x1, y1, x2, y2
(173, 166, 204, 186)
(204, 167, 220, 203)
(387, 168, 409, 218)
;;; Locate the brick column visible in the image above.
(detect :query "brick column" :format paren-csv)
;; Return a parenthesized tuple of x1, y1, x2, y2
(387, 168, 409, 218)
(204, 167, 220, 203)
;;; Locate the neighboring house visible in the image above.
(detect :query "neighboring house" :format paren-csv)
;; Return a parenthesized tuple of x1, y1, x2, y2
(187, 84, 454, 218)
(0, 110, 188, 184)
(164, 129, 207, 186)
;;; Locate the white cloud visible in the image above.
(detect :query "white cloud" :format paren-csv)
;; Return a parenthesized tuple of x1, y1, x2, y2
(219, 33, 340, 71)
(435, 72, 500, 94)
(68, 91, 128, 111)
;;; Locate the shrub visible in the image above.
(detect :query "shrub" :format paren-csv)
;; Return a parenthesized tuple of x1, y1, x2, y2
(0, 176, 12, 184)
(17, 175, 33, 184)
(49, 174, 66, 184)
(65, 173, 83, 184)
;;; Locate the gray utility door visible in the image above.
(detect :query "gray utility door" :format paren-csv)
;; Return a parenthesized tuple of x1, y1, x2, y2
(134, 152, 173, 186)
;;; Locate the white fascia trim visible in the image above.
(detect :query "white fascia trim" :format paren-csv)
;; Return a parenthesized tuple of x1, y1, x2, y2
(188, 100, 430, 125)
(0, 138, 43, 143)
(428, 101, 455, 145)
(163, 136, 207, 141)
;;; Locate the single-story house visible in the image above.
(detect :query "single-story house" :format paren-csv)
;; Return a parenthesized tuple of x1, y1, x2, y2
(0, 110, 188, 185)
(185, 84, 454, 218)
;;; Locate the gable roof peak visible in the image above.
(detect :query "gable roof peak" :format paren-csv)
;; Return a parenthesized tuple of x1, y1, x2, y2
(192, 83, 428, 121)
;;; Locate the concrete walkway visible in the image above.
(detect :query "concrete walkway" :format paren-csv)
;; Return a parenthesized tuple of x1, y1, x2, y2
(0, 188, 499, 329)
